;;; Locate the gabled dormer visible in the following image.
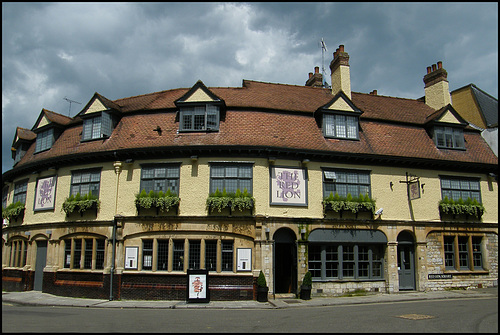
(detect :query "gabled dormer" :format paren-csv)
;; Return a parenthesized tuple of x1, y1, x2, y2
(425, 104, 469, 150)
(174, 80, 226, 132)
(31, 109, 71, 154)
(315, 91, 363, 140)
(11, 127, 36, 165)
(77, 93, 121, 142)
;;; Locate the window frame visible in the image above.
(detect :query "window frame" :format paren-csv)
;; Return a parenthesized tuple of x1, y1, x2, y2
(70, 169, 101, 198)
(139, 164, 180, 195)
(440, 176, 482, 203)
(442, 235, 484, 272)
(81, 111, 115, 142)
(433, 126, 465, 150)
(308, 243, 384, 281)
(13, 179, 29, 205)
(179, 104, 220, 132)
(63, 237, 106, 270)
(209, 162, 253, 195)
(322, 168, 372, 199)
(34, 127, 55, 153)
(322, 112, 359, 140)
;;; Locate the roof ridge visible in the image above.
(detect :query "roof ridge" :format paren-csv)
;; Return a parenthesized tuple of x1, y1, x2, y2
(113, 87, 189, 103)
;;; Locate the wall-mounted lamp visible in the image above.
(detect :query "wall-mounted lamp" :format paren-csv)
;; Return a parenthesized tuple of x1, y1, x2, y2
(268, 157, 276, 165)
(301, 159, 310, 166)
(300, 228, 307, 240)
(390, 181, 394, 191)
(421, 183, 425, 193)
(264, 227, 270, 240)
(190, 155, 198, 163)
(125, 158, 134, 164)
(46, 230, 52, 236)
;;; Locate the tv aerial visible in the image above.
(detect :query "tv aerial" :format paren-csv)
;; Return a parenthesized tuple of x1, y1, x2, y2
(319, 38, 330, 88)
(63, 97, 82, 116)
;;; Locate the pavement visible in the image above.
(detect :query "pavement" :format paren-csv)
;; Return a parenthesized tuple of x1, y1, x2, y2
(2, 286, 497, 309)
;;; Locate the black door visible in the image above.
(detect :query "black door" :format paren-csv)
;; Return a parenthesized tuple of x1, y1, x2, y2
(273, 228, 297, 294)
(34, 240, 47, 291)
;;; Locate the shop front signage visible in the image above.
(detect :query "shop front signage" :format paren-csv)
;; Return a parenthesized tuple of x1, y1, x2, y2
(270, 166, 308, 206)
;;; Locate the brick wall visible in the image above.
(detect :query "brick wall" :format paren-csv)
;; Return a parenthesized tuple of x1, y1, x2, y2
(42, 271, 114, 299)
(120, 273, 254, 301)
(2, 269, 33, 292)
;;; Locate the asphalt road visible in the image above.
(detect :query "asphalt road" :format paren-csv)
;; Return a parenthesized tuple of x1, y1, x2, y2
(3, 295, 498, 333)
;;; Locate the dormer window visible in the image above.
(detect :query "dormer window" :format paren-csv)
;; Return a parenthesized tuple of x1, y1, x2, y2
(323, 113, 359, 139)
(35, 127, 55, 153)
(179, 105, 220, 132)
(82, 111, 114, 141)
(433, 126, 465, 149)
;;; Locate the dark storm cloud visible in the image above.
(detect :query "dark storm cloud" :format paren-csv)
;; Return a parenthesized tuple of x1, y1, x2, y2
(2, 2, 498, 174)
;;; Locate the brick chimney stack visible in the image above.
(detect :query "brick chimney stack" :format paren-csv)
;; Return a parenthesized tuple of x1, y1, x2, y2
(423, 61, 451, 110)
(305, 66, 323, 88)
(330, 44, 351, 99)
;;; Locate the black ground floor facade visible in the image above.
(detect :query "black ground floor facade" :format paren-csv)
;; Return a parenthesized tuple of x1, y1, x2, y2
(2, 216, 498, 300)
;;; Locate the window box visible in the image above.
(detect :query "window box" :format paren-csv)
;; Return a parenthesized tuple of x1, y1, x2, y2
(135, 189, 180, 214)
(322, 192, 376, 218)
(439, 197, 485, 219)
(206, 188, 254, 214)
(2, 201, 25, 223)
(62, 193, 100, 216)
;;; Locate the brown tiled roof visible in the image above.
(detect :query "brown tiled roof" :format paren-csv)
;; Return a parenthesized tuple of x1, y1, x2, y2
(14, 127, 36, 142)
(41, 108, 73, 126)
(10, 80, 499, 174)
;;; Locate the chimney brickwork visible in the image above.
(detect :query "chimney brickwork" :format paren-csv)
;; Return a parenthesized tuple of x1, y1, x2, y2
(330, 45, 351, 99)
(305, 66, 323, 88)
(423, 61, 451, 110)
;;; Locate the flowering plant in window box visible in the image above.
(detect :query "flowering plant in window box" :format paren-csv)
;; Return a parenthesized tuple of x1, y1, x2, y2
(2, 201, 25, 222)
(322, 192, 376, 216)
(62, 192, 100, 216)
(206, 188, 254, 213)
(135, 189, 180, 213)
(438, 197, 485, 219)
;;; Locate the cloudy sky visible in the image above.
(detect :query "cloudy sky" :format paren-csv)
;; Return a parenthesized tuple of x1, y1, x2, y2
(2, 2, 498, 174)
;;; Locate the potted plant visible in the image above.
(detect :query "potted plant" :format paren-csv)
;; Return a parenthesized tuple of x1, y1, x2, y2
(62, 192, 100, 216)
(206, 188, 254, 214)
(256, 270, 269, 302)
(299, 271, 312, 300)
(2, 201, 26, 223)
(322, 192, 376, 217)
(135, 189, 180, 214)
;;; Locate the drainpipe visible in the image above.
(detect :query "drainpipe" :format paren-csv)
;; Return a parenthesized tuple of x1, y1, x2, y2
(110, 160, 123, 301)
(109, 216, 117, 301)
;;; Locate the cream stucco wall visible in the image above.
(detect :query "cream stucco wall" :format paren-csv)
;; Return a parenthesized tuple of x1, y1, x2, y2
(4, 157, 498, 225)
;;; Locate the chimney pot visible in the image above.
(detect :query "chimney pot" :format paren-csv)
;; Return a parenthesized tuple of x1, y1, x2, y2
(437, 61, 442, 69)
(309, 72, 313, 79)
(427, 66, 432, 74)
(314, 66, 319, 74)
(339, 45, 344, 52)
(432, 64, 437, 71)
(370, 90, 378, 95)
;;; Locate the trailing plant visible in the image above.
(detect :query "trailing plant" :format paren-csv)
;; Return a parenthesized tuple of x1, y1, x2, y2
(302, 271, 312, 287)
(322, 192, 376, 214)
(2, 201, 25, 221)
(257, 270, 267, 288)
(135, 189, 180, 212)
(206, 188, 254, 213)
(439, 196, 485, 218)
(62, 192, 100, 215)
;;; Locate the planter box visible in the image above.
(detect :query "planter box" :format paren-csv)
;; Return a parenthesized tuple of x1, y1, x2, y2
(256, 286, 269, 302)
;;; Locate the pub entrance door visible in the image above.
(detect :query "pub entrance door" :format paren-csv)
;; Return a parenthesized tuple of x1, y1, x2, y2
(397, 231, 416, 291)
(273, 228, 297, 294)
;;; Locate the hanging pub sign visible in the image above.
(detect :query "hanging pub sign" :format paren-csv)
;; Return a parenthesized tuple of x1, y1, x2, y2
(270, 166, 308, 206)
(409, 180, 421, 200)
(33, 175, 57, 211)
(187, 269, 210, 303)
